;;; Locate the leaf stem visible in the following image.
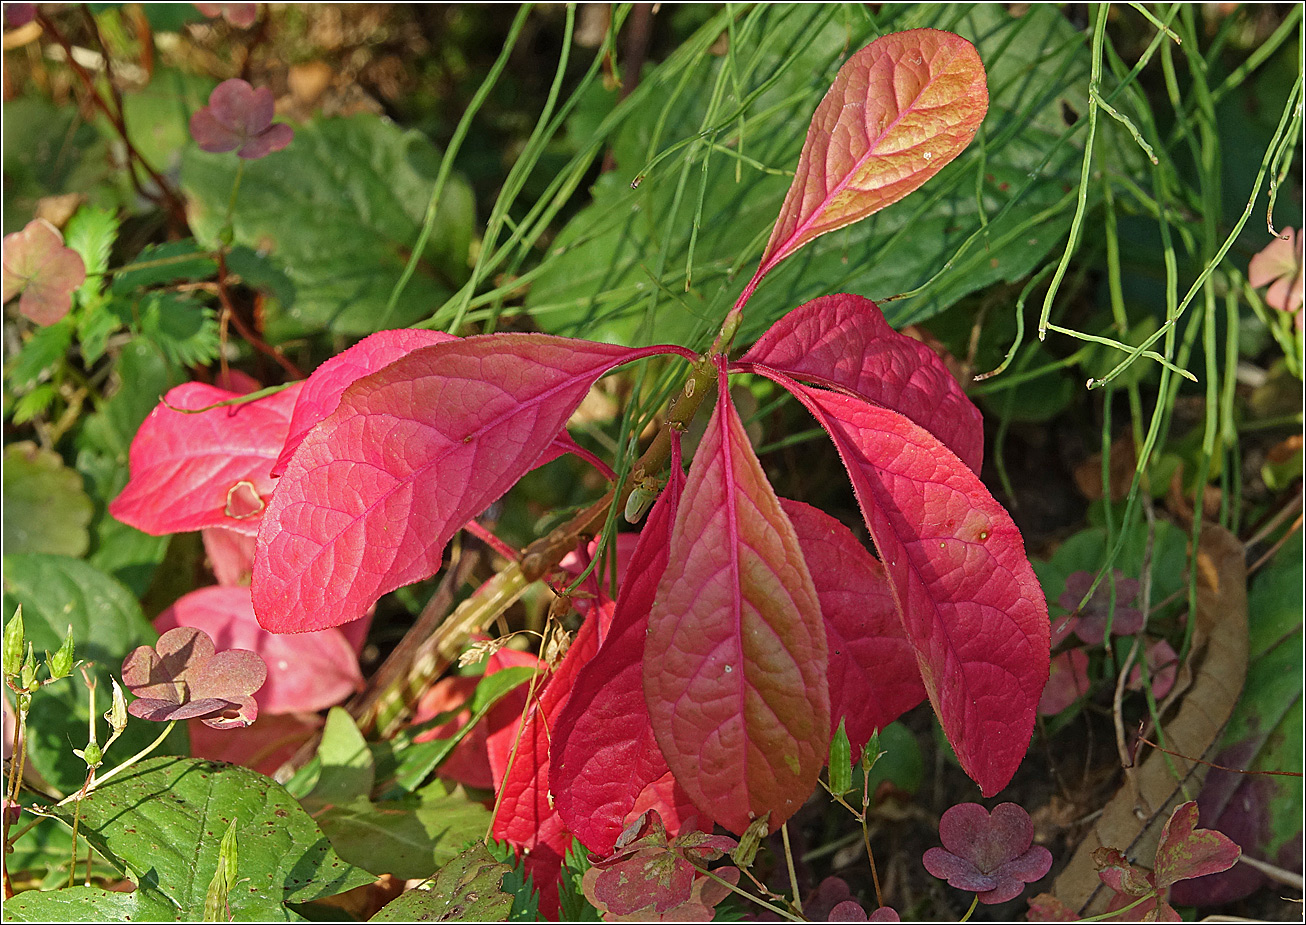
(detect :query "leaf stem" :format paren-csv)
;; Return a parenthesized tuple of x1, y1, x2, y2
(958, 893, 980, 922)
(780, 822, 803, 916)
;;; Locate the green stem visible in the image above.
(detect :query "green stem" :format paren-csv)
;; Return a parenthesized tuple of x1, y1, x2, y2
(58, 721, 177, 806)
(958, 893, 980, 923)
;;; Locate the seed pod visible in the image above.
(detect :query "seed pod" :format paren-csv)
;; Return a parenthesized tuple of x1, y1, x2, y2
(47, 626, 75, 681)
(3, 607, 24, 677)
(731, 815, 770, 868)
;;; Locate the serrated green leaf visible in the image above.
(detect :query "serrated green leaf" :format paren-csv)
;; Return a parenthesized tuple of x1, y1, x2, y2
(1, 554, 184, 794)
(63, 205, 118, 310)
(6, 316, 74, 393)
(9, 384, 58, 425)
(43, 757, 372, 920)
(181, 114, 475, 338)
(138, 291, 221, 367)
(76, 302, 123, 365)
(372, 843, 513, 922)
(3, 442, 93, 556)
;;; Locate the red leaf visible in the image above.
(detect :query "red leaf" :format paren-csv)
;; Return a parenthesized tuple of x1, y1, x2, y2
(273, 329, 456, 476)
(741, 29, 988, 302)
(779, 499, 925, 756)
(740, 294, 982, 472)
(490, 609, 615, 919)
(644, 369, 829, 834)
(154, 585, 362, 715)
(769, 374, 1047, 796)
(253, 335, 676, 633)
(553, 453, 696, 853)
(1153, 801, 1242, 891)
(202, 527, 257, 586)
(110, 382, 301, 537)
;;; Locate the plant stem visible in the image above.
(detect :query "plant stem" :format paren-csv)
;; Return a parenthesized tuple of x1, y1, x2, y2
(958, 893, 980, 922)
(58, 721, 177, 806)
(780, 822, 803, 916)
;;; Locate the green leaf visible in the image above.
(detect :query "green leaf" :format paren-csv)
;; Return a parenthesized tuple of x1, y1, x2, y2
(303, 707, 376, 809)
(5, 316, 73, 393)
(110, 239, 218, 293)
(1, 554, 183, 794)
(389, 664, 538, 794)
(134, 291, 221, 368)
(1, 96, 113, 236)
(3, 442, 93, 557)
(828, 719, 853, 796)
(39, 757, 372, 920)
(4, 884, 177, 922)
(63, 205, 119, 311)
(372, 843, 513, 922)
(316, 782, 492, 880)
(181, 114, 475, 338)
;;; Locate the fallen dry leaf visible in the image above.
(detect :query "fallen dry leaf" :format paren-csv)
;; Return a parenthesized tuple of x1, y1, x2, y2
(1050, 522, 1249, 915)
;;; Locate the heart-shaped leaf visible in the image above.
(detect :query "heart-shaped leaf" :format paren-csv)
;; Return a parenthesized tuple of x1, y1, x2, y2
(644, 370, 829, 834)
(553, 453, 699, 854)
(779, 499, 925, 756)
(741, 294, 982, 472)
(771, 375, 1047, 796)
(110, 381, 301, 537)
(741, 28, 988, 303)
(253, 335, 677, 633)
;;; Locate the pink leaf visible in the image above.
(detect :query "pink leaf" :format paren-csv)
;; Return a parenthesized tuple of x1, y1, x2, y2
(644, 368, 829, 834)
(110, 381, 301, 537)
(740, 294, 983, 472)
(553, 453, 694, 854)
(273, 329, 456, 476)
(202, 527, 257, 586)
(1153, 801, 1242, 891)
(155, 585, 362, 715)
(2, 218, 87, 326)
(741, 29, 988, 302)
(253, 335, 678, 633)
(779, 499, 925, 756)
(768, 374, 1047, 796)
(1037, 648, 1090, 716)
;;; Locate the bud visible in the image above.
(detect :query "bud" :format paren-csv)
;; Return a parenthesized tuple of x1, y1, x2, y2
(3, 607, 24, 677)
(74, 741, 103, 768)
(47, 626, 75, 680)
(828, 719, 853, 796)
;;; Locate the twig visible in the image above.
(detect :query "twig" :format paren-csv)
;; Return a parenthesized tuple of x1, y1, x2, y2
(214, 251, 305, 379)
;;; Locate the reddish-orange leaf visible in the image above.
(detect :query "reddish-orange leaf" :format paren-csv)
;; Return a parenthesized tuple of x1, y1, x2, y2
(741, 29, 988, 306)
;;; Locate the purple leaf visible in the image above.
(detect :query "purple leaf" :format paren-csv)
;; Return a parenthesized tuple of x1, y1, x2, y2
(923, 802, 1052, 904)
(190, 78, 293, 159)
